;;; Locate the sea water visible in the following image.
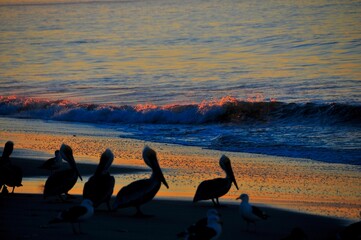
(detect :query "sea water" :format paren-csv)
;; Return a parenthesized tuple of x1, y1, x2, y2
(0, 0, 360, 165)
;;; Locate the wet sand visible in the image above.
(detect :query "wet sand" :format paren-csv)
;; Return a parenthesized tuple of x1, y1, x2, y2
(0, 132, 360, 239)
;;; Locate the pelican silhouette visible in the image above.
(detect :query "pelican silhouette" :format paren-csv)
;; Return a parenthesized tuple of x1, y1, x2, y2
(43, 144, 82, 201)
(83, 149, 115, 211)
(193, 155, 238, 207)
(0, 141, 23, 193)
(112, 146, 169, 217)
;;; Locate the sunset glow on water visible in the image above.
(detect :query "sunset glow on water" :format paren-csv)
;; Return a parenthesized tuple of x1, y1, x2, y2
(0, 0, 360, 223)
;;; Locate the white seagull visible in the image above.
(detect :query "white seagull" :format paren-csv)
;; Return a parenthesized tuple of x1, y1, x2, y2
(49, 199, 94, 234)
(236, 193, 268, 231)
(177, 209, 222, 240)
(112, 146, 169, 217)
(193, 155, 238, 207)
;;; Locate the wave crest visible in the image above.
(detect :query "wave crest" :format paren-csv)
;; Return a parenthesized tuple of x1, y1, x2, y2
(0, 96, 360, 125)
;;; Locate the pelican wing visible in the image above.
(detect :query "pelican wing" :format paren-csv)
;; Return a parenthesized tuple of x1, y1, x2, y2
(113, 178, 160, 209)
(193, 178, 229, 202)
(44, 169, 78, 197)
(83, 174, 115, 207)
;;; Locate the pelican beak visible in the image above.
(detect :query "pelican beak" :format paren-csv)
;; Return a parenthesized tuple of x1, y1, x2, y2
(60, 144, 82, 181)
(75, 167, 83, 181)
(152, 160, 169, 188)
(236, 196, 241, 200)
(228, 165, 239, 190)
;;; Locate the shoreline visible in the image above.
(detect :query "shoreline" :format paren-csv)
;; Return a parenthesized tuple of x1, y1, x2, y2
(0, 193, 352, 240)
(1, 129, 361, 221)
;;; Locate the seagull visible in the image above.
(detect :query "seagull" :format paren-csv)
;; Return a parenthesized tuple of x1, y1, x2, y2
(112, 146, 169, 217)
(39, 150, 63, 173)
(236, 193, 268, 231)
(49, 199, 94, 234)
(83, 149, 115, 211)
(0, 141, 23, 193)
(43, 144, 82, 201)
(193, 155, 238, 207)
(177, 209, 222, 240)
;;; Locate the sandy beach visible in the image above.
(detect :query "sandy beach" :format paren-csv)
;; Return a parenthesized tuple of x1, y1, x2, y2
(0, 154, 358, 240)
(1, 129, 360, 239)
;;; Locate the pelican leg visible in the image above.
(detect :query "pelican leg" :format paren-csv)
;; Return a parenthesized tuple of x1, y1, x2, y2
(11, 186, 15, 194)
(1, 185, 9, 195)
(216, 198, 220, 207)
(211, 198, 217, 207)
(71, 223, 77, 234)
(78, 222, 83, 234)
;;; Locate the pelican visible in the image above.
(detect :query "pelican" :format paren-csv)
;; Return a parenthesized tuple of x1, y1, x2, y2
(39, 150, 63, 173)
(49, 199, 94, 234)
(193, 155, 238, 207)
(43, 144, 82, 201)
(83, 149, 115, 211)
(112, 146, 169, 217)
(236, 193, 268, 231)
(177, 209, 222, 240)
(0, 141, 23, 193)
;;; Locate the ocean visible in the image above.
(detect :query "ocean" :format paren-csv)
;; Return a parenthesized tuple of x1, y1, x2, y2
(1, 0, 360, 165)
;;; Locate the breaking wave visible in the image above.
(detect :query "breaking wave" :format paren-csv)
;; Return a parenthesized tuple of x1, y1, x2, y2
(0, 96, 360, 125)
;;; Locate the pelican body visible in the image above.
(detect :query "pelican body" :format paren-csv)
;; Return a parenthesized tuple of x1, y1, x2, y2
(39, 150, 63, 173)
(83, 149, 115, 210)
(43, 144, 82, 201)
(113, 146, 169, 216)
(0, 141, 23, 193)
(193, 155, 238, 207)
(237, 193, 268, 230)
(49, 199, 94, 234)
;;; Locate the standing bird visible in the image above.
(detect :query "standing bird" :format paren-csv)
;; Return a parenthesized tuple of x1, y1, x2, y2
(39, 150, 63, 173)
(43, 144, 82, 201)
(83, 149, 115, 211)
(177, 209, 222, 240)
(193, 155, 238, 207)
(49, 199, 94, 234)
(112, 146, 169, 217)
(236, 193, 268, 231)
(0, 141, 23, 193)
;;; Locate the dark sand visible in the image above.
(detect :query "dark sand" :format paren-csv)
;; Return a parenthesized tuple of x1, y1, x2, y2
(0, 193, 352, 240)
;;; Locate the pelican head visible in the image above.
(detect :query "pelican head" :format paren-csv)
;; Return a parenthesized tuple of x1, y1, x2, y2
(142, 146, 169, 189)
(236, 193, 249, 202)
(60, 144, 82, 181)
(95, 149, 114, 175)
(2, 141, 14, 159)
(219, 155, 238, 190)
